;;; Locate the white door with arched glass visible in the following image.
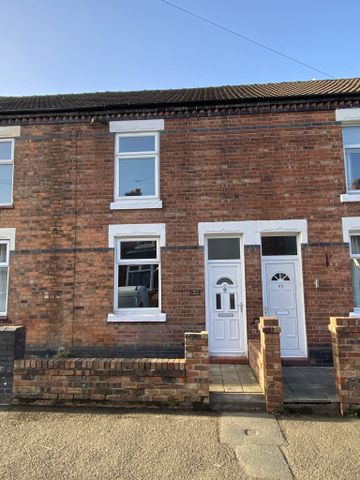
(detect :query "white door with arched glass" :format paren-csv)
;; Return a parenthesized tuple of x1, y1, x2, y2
(261, 236, 307, 358)
(206, 237, 245, 356)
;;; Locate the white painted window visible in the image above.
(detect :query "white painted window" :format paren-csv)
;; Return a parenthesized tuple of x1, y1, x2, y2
(342, 127, 360, 192)
(107, 224, 166, 322)
(0, 241, 9, 315)
(350, 235, 360, 314)
(109, 120, 164, 210)
(0, 139, 14, 206)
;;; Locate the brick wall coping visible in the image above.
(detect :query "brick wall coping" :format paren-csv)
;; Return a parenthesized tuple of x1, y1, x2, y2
(329, 316, 360, 333)
(259, 317, 282, 334)
(0, 326, 25, 332)
(14, 357, 186, 371)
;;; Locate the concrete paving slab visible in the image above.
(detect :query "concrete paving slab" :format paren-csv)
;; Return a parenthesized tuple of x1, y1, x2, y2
(235, 444, 293, 480)
(219, 412, 286, 447)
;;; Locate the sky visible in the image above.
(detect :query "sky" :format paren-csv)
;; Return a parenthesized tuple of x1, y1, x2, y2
(1, 0, 359, 96)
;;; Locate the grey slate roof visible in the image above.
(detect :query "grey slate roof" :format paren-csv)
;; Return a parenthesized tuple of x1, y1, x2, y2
(1, 78, 360, 114)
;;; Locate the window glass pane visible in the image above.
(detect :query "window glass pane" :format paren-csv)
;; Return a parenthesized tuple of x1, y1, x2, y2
(0, 142, 12, 161)
(0, 164, 12, 204)
(216, 293, 221, 310)
(351, 236, 360, 256)
(346, 149, 360, 190)
(342, 127, 360, 145)
(262, 236, 297, 256)
(351, 259, 360, 309)
(208, 238, 240, 260)
(118, 264, 159, 308)
(0, 267, 8, 312)
(120, 241, 157, 260)
(230, 293, 235, 310)
(118, 136, 155, 153)
(119, 157, 155, 196)
(0, 244, 7, 263)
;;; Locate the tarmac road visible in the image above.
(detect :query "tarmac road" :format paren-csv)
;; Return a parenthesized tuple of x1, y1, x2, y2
(0, 407, 359, 480)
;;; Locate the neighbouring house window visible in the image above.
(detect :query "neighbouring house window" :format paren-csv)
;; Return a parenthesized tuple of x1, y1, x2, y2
(112, 132, 161, 209)
(0, 241, 9, 315)
(342, 127, 360, 192)
(0, 140, 14, 206)
(115, 239, 160, 311)
(350, 235, 360, 312)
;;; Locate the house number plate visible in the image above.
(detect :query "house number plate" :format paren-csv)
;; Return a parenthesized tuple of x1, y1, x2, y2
(218, 313, 234, 317)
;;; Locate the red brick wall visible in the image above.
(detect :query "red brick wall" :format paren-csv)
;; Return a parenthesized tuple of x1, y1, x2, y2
(12, 331, 209, 409)
(248, 317, 283, 413)
(0, 110, 356, 352)
(329, 317, 360, 415)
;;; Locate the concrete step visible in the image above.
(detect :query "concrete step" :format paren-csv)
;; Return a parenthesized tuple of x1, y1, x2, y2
(283, 401, 340, 415)
(210, 392, 266, 412)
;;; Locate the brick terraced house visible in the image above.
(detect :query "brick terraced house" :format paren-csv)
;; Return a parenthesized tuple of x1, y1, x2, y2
(1, 78, 360, 363)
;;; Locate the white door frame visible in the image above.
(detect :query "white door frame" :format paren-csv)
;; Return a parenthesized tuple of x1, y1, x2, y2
(204, 235, 248, 357)
(261, 235, 307, 358)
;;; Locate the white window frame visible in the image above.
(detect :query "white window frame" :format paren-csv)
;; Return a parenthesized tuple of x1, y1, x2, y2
(108, 223, 166, 322)
(336, 109, 360, 202)
(109, 119, 164, 210)
(349, 233, 360, 316)
(350, 233, 360, 258)
(343, 129, 360, 193)
(342, 217, 360, 315)
(0, 139, 14, 207)
(0, 240, 10, 316)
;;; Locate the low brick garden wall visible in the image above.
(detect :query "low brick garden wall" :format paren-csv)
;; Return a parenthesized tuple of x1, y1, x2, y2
(329, 317, 360, 415)
(248, 317, 283, 413)
(12, 331, 209, 409)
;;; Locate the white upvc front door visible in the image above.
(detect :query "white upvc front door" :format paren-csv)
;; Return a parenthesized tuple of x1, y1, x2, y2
(262, 258, 307, 358)
(207, 263, 245, 356)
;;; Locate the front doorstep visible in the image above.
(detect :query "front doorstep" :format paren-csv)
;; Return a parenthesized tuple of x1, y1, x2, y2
(209, 356, 248, 364)
(282, 357, 310, 366)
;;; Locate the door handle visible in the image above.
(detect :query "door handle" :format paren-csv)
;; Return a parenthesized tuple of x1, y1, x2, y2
(238, 302, 243, 313)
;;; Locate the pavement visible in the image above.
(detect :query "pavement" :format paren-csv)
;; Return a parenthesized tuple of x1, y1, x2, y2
(0, 406, 360, 480)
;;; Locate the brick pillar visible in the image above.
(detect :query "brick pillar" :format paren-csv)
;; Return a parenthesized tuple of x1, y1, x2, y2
(329, 317, 360, 415)
(184, 331, 209, 407)
(259, 317, 283, 413)
(0, 326, 25, 405)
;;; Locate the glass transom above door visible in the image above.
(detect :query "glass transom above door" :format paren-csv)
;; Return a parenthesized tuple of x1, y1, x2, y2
(262, 236, 297, 256)
(208, 238, 241, 260)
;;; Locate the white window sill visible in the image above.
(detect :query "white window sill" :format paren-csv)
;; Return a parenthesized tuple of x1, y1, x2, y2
(107, 311, 167, 323)
(340, 193, 360, 203)
(110, 199, 163, 210)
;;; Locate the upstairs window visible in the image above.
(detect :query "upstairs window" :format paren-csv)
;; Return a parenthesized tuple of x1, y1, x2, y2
(112, 132, 162, 209)
(342, 127, 360, 192)
(0, 140, 14, 206)
(0, 241, 9, 315)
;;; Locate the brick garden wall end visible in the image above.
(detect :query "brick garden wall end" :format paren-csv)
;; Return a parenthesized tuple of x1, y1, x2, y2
(248, 317, 283, 413)
(329, 317, 360, 415)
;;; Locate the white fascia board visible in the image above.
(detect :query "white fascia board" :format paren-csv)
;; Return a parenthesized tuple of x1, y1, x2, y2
(109, 119, 164, 133)
(0, 126, 21, 138)
(0, 228, 16, 250)
(342, 217, 360, 243)
(198, 219, 308, 246)
(336, 108, 360, 124)
(109, 223, 166, 248)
